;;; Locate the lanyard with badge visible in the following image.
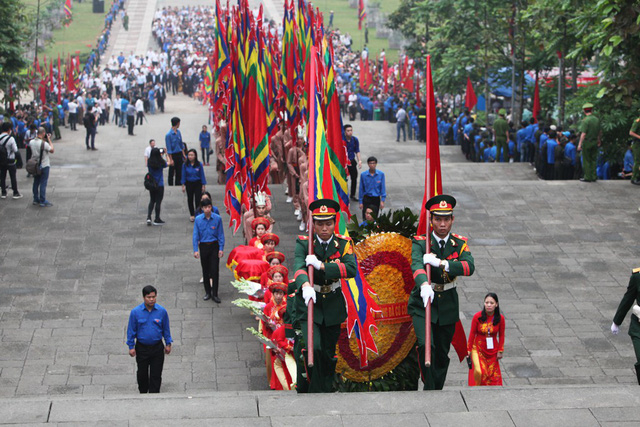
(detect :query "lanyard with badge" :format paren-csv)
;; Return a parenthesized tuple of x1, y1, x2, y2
(486, 321, 494, 350)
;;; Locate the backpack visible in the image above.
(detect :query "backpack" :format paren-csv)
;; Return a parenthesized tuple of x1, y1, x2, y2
(144, 172, 157, 191)
(0, 135, 9, 167)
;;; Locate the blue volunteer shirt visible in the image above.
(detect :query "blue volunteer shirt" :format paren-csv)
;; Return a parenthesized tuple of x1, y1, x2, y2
(181, 162, 207, 185)
(565, 142, 577, 166)
(359, 169, 386, 203)
(546, 139, 558, 164)
(148, 164, 166, 187)
(193, 213, 225, 252)
(126, 303, 172, 349)
(165, 129, 184, 154)
(199, 131, 211, 148)
(345, 136, 360, 161)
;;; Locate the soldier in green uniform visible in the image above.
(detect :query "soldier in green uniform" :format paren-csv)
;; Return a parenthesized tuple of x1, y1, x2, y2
(292, 198, 356, 393)
(577, 103, 601, 182)
(628, 117, 640, 185)
(493, 109, 509, 163)
(611, 267, 640, 385)
(408, 195, 475, 390)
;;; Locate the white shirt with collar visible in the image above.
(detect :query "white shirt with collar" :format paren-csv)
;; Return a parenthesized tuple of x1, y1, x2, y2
(431, 231, 451, 272)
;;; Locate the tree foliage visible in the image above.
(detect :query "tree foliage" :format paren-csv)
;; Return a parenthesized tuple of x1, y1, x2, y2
(0, 0, 33, 100)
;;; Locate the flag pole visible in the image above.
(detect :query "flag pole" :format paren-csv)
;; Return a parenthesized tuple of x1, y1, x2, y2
(424, 54, 434, 368)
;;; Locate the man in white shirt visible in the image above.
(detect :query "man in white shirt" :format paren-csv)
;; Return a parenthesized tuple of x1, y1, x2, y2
(135, 98, 145, 126)
(68, 99, 78, 130)
(0, 122, 22, 199)
(29, 127, 55, 207)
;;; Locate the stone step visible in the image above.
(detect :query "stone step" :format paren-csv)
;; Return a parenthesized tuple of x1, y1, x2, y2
(2, 385, 638, 425)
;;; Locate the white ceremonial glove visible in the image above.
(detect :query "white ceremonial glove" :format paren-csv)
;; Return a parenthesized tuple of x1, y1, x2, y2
(305, 254, 323, 270)
(423, 253, 440, 268)
(611, 322, 619, 335)
(302, 286, 316, 306)
(420, 284, 435, 307)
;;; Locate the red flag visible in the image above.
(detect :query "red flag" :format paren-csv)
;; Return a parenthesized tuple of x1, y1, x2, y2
(382, 56, 388, 94)
(57, 55, 62, 103)
(465, 77, 477, 110)
(417, 56, 442, 236)
(418, 56, 468, 363)
(415, 80, 421, 108)
(532, 78, 540, 123)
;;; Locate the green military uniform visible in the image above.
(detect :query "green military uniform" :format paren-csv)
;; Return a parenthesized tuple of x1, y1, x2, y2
(408, 195, 475, 390)
(613, 267, 640, 385)
(52, 109, 61, 140)
(493, 111, 509, 163)
(629, 118, 640, 183)
(579, 104, 601, 181)
(292, 200, 356, 393)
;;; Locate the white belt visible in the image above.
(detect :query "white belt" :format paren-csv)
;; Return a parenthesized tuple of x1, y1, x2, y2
(432, 283, 456, 292)
(314, 283, 341, 294)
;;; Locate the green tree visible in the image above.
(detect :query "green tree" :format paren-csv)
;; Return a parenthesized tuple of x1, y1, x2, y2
(570, 0, 640, 106)
(0, 0, 33, 103)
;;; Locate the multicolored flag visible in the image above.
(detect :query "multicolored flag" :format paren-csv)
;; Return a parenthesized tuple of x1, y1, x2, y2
(64, 0, 72, 26)
(358, 0, 366, 31)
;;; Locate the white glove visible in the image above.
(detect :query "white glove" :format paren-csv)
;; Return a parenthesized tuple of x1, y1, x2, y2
(420, 284, 435, 307)
(611, 322, 619, 335)
(423, 253, 440, 268)
(305, 254, 322, 270)
(302, 286, 316, 306)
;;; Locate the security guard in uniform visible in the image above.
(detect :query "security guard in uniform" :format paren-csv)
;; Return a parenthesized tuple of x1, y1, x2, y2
(408, 194, 475, 390)
(628, 117, 640, 185)
(578, 102, 601, 182)
(292, 198, 356, 393)
(493, 109, 509, 163)
(611, 267, 640, 385)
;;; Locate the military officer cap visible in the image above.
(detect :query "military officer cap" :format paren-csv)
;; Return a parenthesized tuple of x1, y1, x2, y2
(582, 103, 594, 111)
(426, 194, 457, 217)
(309, 198, 340, 221)
(498, 108, 507, 116)
(260, 233, 280, 245)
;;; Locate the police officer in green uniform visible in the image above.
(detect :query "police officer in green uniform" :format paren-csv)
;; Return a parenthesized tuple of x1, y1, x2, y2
(493, 109, 509, 163)
(628, 117, 640, 185)
(578, 103, 601, 182)
(292, 198, 356, 393)
(611, 267, 640, 385)
(408, 195, 475, 390)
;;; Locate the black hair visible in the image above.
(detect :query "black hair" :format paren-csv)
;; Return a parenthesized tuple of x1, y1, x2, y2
(343, 124, 352, 130)
(479, 292, 501, 325)
(147, 147, 166, 169)
(549, 130, 558, 139)
(171, 116, 181, 126)
(200, 198, 212, 207)
(187, 148, 201, 167)
(367, 156, 377, 163)
(142, 285, 157, 297)
(1, 122, 11, 133)
(201, 191, 212, 200)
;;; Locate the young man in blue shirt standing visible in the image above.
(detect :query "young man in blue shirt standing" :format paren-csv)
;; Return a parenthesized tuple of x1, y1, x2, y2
(193, 199, 225, 303)
(359, 156, 386, 219)
(165, 116, 185, 186)
(127, 285, 172, 393)
(344, 124, 361, 202)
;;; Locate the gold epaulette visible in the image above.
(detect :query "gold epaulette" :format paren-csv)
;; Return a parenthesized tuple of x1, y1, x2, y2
(452, 233, 468, 241)
(414, 235, 428, 241)
(334, 233, 351, 240)
(633, 267, 640, 274)
(298, 235, 309, 240)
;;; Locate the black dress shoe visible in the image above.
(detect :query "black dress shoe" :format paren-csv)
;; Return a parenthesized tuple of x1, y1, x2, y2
(631, 180, 640, 186)
(212, 295, 221, 303)
(203, 294, 211, 301)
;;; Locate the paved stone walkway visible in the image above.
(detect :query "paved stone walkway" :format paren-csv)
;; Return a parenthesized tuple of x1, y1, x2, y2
(2, 0, 640, 420)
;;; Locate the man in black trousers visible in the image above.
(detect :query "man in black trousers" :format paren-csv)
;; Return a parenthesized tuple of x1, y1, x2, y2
(126, 285, 173, 393)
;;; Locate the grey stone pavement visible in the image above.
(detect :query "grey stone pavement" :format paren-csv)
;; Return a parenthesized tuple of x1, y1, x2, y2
(3, 0, 640, 423)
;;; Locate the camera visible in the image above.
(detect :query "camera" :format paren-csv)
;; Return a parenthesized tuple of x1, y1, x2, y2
(159, 148, 165, 154)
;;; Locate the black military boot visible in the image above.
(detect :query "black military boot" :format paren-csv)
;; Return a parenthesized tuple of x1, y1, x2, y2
(635, 363, 640, 385)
